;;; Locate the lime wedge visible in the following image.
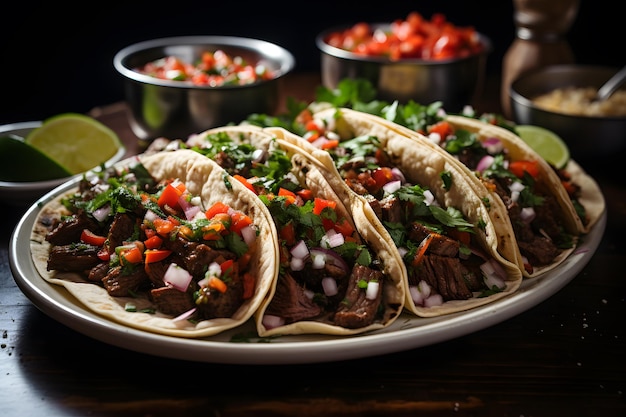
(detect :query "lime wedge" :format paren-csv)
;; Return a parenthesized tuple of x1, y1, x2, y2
(0, 135, 72, 181)
(25, 113, 123, 175)
(515, 125, 570, 169)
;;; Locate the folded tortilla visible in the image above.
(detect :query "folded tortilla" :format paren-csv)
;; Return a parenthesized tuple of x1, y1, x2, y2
(265, 109, 524, 317)
(371, 111, 605, 277)
(30, 149, 279, 338)
(186, 125, 405, 336)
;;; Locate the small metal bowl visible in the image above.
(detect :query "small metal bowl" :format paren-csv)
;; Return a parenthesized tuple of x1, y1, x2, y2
(316, 24, 491, 112)
(510, 64, 626, 161)
(114, 36, 296, 141)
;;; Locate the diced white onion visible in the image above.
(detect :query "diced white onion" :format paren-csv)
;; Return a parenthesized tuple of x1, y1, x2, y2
(382, 180, 402, 195)
(290, 256, 305, 271)
(423, 189, 436, 206)
(290, 240, 309, 259)
(424, 294, 444, 307)
(409, 285, 424, 305)
(322, 229, 344, 248)
(163, 263, 193, 292)
(365, 281, 379, 300)
(240, 225, 257, 246)
(520, 207, 536, 223)
(262, 314, 285, 330)
(325, 130, 340, 141)
(321, 277, 338, 296)
(144, 210, 159, 223)
(509, 181, 525, 193)
(428, 132, 442, 145)
(391, 167, 406, 183)
(311, 252, 326, 269)
(482, 137, 504, 154)
(92, 205, 111, 222)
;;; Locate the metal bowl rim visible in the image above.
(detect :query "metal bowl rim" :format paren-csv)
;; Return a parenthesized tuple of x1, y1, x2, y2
(315, 23, 491, 65)
(113, 35, 296, 89)
(510, 64, 626, 122)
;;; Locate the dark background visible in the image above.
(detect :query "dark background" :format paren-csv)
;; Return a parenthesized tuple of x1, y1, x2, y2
(1, 0, 622, 125)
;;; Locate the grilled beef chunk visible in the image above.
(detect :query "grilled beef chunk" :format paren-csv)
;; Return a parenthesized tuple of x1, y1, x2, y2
(45, 210, 100, 246)
(417, 254, 474, 300)
(407, 222, 460, 257)
(101, 265, 150, 297)
(196, 276, 244, 319)
(517, 238, 561, 266)
(47, 244, 101, 272)
(106, 213, 139, 253)
(144, 260, 169, 288)
(88, 262, 110, 282)
(151, 286, 195, 316)
(265, 273, 322, 323)
(380, 195, 403, 223)
(334, 265, 384, 329)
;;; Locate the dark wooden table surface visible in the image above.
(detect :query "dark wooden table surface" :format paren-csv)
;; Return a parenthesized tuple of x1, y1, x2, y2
(2, 72, 625, 417)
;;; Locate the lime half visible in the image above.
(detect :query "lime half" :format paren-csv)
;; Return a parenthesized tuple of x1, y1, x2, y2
(0, 135, 72, 181)
(515, 125, 570, 169)
(25, 113, 122, 175)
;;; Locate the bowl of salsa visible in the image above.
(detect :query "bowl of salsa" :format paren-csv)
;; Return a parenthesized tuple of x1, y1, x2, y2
(316, 12, 491, 111)
(114, 36, 295, 141)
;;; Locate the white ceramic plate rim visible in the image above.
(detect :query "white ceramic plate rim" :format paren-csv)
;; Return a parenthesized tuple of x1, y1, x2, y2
(9, 176, 606, 365)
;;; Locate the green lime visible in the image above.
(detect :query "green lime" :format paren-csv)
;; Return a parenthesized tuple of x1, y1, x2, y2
(0, 135, 72, 181)
(25, 113, 122, 175)
(515, 124, 570, 169)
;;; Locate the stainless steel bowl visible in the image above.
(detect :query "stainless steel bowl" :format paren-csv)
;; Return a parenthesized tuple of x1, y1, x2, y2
(510, 65, 626, 161)
(114, 36, 296, 141)
(316, 25, 491, 112)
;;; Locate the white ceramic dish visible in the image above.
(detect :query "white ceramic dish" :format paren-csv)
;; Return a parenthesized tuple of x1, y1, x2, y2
(9, 175, 606, 365)
(0, 121, 126, 207)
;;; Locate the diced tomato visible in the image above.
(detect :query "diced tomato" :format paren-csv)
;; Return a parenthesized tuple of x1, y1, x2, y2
(207, 276, 228, 293)
(371, 167, 395, 188)
(313, 198, 337, 215)
(321, 139, 339, 150)
(428, 120, 454, 139)
(333, 217, 355, 237)
(120, 246, 143, 265)
(509, 160, 540, 179)
(279, 222, 297, 246)
(153, 217, 176, 237)
(205, 201, 230, 219)
(230, 211, 253, 234)
(296, 188, 313, 201)
(143, 235, 163, 249)
(233, 174, 256, 194)
(158, 182, 184, 210)
(220, 259, 235, 274)
(80, 229, 107, 246)
(242, 272, 256, 299)
(144, 249, 172, 264)
(278, 187, 297, 205)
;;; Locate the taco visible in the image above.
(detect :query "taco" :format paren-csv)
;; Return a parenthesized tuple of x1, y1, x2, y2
(149, 125, 405, 336)
(30, 149, 279, 338)
(365, 108, 604, 277)
(265, 108, 523, 317)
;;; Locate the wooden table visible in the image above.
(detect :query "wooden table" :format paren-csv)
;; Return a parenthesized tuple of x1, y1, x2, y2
(2, 72, 625, 417)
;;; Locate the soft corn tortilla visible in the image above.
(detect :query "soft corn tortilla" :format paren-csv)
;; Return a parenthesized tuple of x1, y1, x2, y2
(265, 110, 524, 318)
(189, 125, 405, 336)
(30, 149, 279, 338)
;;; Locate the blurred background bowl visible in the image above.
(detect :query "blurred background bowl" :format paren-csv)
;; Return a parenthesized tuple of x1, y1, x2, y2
(114, 36, 296, 141)
(0, 121, 125, 207)
(316, 24, 491, 112)
(510, 64, 626, 161)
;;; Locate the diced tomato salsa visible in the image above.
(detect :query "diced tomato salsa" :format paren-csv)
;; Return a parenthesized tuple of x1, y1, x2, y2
(136, 50, 274, 86)
(324, 11, 485, 61)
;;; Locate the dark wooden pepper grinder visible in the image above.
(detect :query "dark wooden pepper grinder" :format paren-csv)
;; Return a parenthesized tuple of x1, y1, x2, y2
(500, 0, 579, 118)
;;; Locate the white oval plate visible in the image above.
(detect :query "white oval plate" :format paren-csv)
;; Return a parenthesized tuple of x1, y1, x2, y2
(9, 177, 606, 365)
